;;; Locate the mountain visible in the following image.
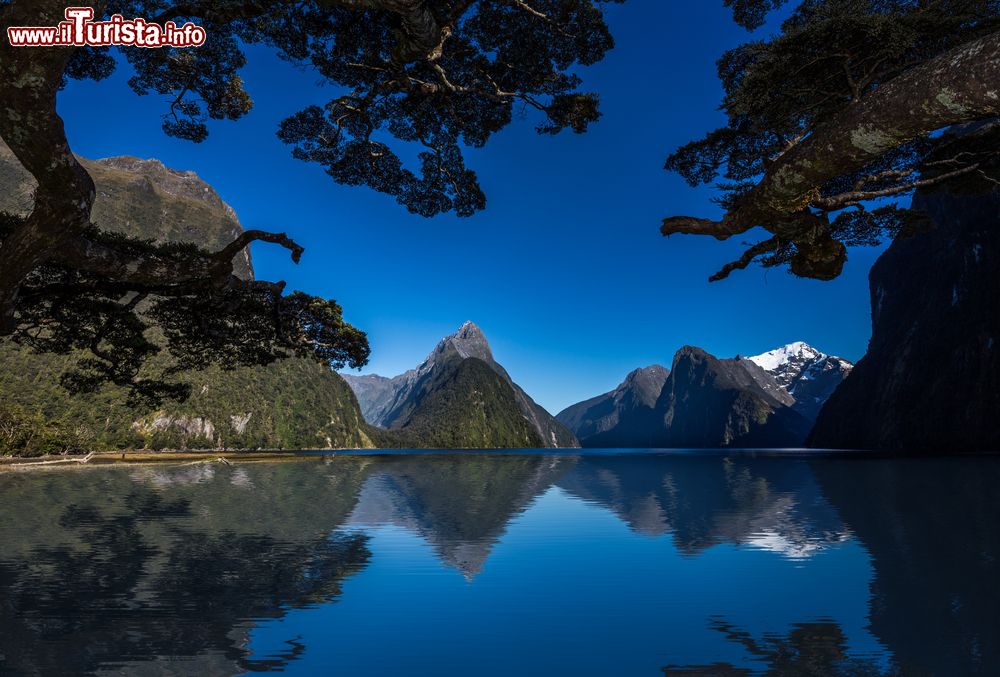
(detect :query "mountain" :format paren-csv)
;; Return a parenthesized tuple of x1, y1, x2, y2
(374, 358, 546, 449)
(560, 342, 849, 449)
(564, 346, 811, 448)
(649, 346, 813, 448)
(745, 342, 853, 420)
(0, 143, 253, 278)
(810, 189, 1000, 452)
(342, 322, 578, 448)
(340, 373, 397, 424)
(556, 365, 669, 445)
(0, 142, 374, 453)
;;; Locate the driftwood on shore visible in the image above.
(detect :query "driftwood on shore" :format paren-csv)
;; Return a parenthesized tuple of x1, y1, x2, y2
(0, 450, 307, 472)
(178, 456, 234, 467)
(8, 451, 95, 467)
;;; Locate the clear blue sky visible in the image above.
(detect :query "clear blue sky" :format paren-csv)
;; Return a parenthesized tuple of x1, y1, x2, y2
(57, 1, 883, 415)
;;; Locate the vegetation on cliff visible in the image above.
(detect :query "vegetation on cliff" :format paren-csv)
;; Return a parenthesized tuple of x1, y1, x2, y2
(371, 358, 544, 450)
(0, 146, 374, 454)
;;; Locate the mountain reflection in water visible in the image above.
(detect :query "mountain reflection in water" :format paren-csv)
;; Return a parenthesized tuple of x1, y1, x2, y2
(0, 453, 997, 676)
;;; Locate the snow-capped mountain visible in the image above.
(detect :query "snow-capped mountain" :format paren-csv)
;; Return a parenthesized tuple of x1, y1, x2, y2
(746, 342, 853, 420)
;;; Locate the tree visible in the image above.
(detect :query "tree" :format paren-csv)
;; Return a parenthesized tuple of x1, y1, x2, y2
(663, 0, 1000, 281)
(0, 0, 620, 402)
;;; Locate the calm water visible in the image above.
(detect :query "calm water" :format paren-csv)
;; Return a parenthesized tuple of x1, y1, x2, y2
(0, 452, 997, 676)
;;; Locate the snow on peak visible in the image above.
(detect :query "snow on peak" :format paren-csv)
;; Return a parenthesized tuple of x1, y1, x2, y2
(747, 342, 823, 371)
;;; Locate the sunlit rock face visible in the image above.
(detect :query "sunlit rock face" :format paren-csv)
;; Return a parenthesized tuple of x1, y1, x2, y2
(811, 189, 1000, 452)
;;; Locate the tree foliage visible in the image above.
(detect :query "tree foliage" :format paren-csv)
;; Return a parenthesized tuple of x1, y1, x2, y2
(0, 0, 620, 401)
(664, 0, 1000, 281)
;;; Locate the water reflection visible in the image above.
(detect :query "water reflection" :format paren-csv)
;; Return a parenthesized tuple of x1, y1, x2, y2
(348, 454, 570, 577)
(662, 620, 895, 676)
(558, 455, 849, 558)
(813, 458, 1000, 676)
(0, 453, 997, 675)
(0, 462, 374, 675)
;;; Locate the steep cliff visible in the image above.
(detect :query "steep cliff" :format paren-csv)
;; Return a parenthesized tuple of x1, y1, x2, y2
(810, 190, 1000, 452)
(746, 342, 853, 421)
(648, 346, 812, 448)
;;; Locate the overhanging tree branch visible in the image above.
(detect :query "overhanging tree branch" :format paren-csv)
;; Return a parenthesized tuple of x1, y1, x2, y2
(664, 27, 1000, 280)
(0, 0, 618, 399)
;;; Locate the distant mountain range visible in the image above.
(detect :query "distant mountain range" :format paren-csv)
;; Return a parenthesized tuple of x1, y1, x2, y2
(0, 135, 857, 454)
(342, 322, 578, 449)
(557, 342, 852, 448)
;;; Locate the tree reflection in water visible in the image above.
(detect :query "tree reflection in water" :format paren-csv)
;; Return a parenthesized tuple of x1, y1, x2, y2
(0, 462, 373, 676)
(662, 620, 909, 677)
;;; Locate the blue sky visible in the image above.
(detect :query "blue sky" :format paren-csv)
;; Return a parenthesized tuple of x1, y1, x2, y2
(57, 0, 883, 414)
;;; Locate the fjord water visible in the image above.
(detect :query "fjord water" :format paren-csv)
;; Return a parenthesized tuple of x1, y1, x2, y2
(1, 453, 997, 676)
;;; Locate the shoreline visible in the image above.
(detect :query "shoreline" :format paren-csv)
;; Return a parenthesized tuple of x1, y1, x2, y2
(0, 450, 318, 472)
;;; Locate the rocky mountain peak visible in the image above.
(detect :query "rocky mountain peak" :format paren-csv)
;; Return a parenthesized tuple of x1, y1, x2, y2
(672, 345, 710, 367)
(437, 321, 493, 362)
(342, 321, 577, 448)
(746, 342, 853, 421)
(455, 320, 484, 337)
(621, 365, 669, 387)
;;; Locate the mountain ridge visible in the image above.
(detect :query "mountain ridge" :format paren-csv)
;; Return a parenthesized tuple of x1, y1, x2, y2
(559, 341, 848, 448)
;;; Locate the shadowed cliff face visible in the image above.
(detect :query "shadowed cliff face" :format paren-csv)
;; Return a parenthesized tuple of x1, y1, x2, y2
(651, 347, 812, 448)
(810, 190, 1000, 452)
(556, 365, 670, 443)
(561, 348, 812, 449)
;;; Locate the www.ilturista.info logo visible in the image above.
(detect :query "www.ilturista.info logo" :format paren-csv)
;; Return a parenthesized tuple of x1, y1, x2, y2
(7, 7, 206, 48)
